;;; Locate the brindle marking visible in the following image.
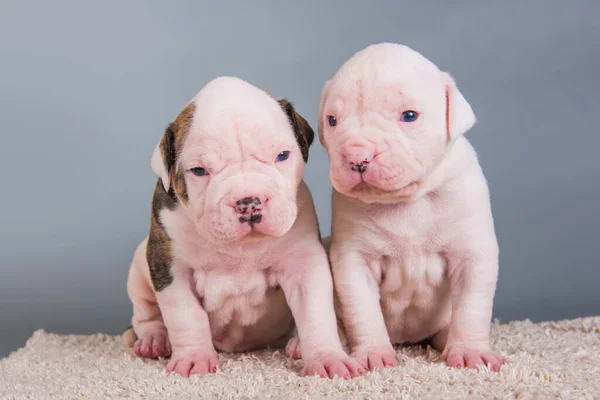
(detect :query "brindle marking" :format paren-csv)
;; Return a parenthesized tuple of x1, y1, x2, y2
(157, 102, 196, 203)
(147, 102, 196, 291)
(147, 181, 179, 291)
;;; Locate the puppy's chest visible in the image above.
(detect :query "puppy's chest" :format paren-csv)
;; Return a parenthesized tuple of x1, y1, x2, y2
(365, 198, 450, 293)
(369, 198, 447, 254)
(195, 267, 279, 313)
(188, 249, 282, 313)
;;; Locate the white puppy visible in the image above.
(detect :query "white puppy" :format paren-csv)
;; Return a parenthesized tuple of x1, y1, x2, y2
(318, 43, 506, 371)
(124, 77, 362, 379)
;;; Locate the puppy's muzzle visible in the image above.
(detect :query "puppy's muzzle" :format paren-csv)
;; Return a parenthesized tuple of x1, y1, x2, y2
(236, 197, 263, 225)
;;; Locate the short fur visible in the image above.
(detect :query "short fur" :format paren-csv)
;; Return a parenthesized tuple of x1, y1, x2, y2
(126, 77, 362, 379)
(318, 43, 505, 372)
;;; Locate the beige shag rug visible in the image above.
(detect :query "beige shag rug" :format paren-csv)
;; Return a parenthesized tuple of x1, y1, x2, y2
(1, 318, 599, 400)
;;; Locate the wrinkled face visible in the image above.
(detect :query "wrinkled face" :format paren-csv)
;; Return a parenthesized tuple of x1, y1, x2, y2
(152, 77, 314, 242)
(319, 44, 476, 204)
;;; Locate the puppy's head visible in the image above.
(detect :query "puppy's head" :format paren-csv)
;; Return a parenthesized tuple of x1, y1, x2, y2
(151, 77, 314, 242)
(319, 43, 476, 204)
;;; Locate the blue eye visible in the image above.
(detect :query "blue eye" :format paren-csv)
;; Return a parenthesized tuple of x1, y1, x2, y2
(400, 110, 419, 122)
(191, 167, 208, 176)
(276, 151, 290, 163)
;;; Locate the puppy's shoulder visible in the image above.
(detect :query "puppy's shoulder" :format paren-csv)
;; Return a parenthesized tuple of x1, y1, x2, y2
(146, 180, 191, 291)
(437, 137, 493, 217)
(295, 180, 318, 222)
(279, 180, 322, 248)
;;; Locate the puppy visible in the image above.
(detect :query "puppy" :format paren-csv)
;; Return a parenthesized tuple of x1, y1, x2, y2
(318, 43, 506, 371)
(124, 77, 362, 379)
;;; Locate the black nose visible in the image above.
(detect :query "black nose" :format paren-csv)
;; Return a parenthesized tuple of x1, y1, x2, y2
(350, 161, 368, 174)
(236, 197, 262, 224)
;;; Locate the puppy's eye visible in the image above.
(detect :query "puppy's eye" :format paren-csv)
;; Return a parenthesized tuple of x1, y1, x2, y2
(190, 167, 208, 176)
(275, 151, 290, 163)
(400, 110, 419, 122)
(328, 115, 337, 127)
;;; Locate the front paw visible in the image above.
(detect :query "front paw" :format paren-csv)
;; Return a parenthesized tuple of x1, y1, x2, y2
(134, 330, 171, 359)
(303, 352, 364, 379)
(286, 335, 302, 360)
(351, 344, 398, 371)
(166, 347, 220, 377)
(442, 344, 505, 371)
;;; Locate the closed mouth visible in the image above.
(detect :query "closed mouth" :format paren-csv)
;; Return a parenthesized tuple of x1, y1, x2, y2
(350, 180, 417, 195)
(239, 213, 263, 226)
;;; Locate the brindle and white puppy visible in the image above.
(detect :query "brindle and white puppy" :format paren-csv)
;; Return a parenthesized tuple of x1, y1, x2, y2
(124, 77, 363, 379)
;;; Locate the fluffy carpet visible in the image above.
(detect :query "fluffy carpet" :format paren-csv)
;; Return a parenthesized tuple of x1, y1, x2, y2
(1, 317, 599, 399)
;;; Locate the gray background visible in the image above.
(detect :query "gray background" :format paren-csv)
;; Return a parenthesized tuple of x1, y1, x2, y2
(1, 0, 599, 358)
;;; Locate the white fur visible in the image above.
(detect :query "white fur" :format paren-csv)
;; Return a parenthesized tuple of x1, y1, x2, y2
(127, 77, 362, 379)
(320, 44, 505, 371)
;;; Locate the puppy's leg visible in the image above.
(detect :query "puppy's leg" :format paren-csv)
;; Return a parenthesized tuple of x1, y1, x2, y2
(283, 234, 347, 361)
(126, 245, 171, 358)
(334, 292, 349, 347)
(155, 268, 219, 377)
(330, 246, 398, 371)
(285, 301, 348, 360)
(441, 254, 506, 371)
(279, 242, 364, 379)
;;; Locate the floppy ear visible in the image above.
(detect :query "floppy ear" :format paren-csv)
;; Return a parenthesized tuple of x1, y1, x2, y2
(317, 80, 331, 146)
(444, 73, 476, 141)
(150, 124, 176, 191)
(278, 99, 315, 162)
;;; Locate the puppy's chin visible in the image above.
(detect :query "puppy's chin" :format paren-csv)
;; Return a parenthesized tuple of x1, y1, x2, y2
(332, 174, 420, 204)
(352, 182, 421, 204)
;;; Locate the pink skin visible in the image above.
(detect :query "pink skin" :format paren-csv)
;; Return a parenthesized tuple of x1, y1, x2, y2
(286, 335, 302, 360)
(443, 347, 506, 371)
(134, 331, 171, 359)
(351, 345, 399, 371)
(166, 348, 219, 377)
(284, 334, 363, 379)
(320, 43, 505, 372)
(126, 77, 363, 379)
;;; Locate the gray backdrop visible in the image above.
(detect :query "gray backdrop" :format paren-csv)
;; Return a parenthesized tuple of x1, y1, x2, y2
(1, 0, 599, 357)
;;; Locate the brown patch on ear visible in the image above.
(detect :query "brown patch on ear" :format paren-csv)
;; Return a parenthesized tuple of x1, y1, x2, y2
(147, 102, 196, 291)
(147, 181, 178, 291)
(158, 102, 197, 191)
(173, 102, 196, 157)
(278, 99, 315, 162)
(157, 124, 176, 188)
